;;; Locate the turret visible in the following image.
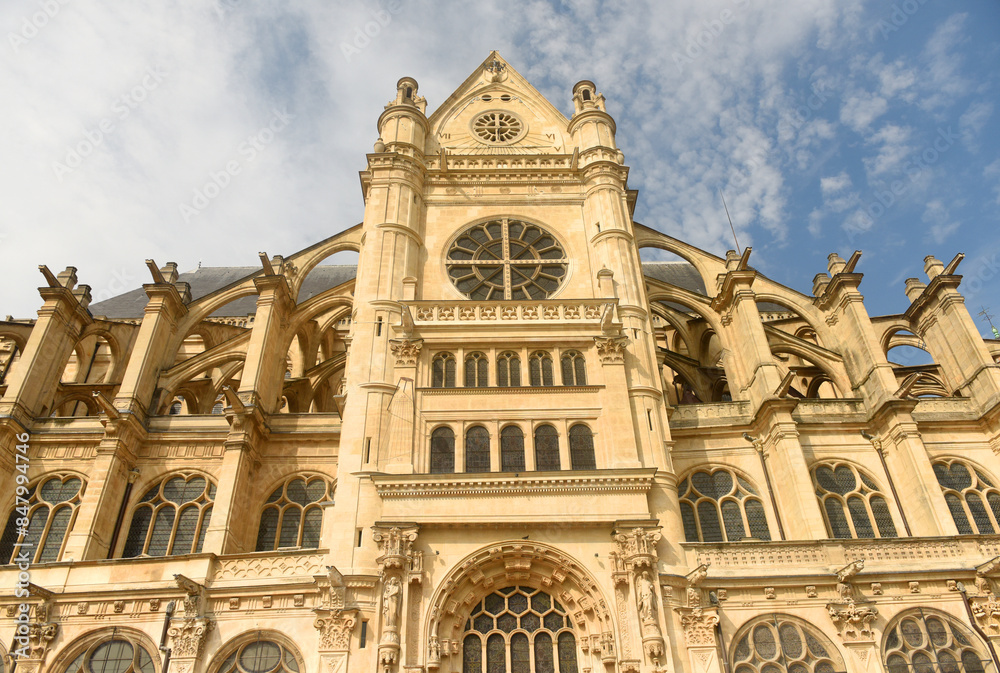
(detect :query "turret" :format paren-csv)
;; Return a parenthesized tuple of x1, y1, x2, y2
(376, 76, 428, 155)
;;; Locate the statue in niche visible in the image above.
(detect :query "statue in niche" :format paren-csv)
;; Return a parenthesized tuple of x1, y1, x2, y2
(383, 576, 402, 629)
(637, 572, 657, 623)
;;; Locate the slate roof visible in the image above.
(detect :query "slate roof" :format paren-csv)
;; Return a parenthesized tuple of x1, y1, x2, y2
(88, 262, 786, 319)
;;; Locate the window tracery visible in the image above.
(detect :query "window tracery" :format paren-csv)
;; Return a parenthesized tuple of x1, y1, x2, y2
(0, 474, 83, 564)
(446, 220, 568, 300)
(679, 468, 770, 542)
(466, 426, 491, 473)
(533, 425, 561, 472)
(215, 639, 301, 673)
(568, 424, 596, 471)
(462, 587, 578, 673)
(560, 351, 586, 386)
(121, 474, 214, 558)
(731, 615, 842, 673)
(884, 609, 990, 673)
(431, 427, 456, 474)
(255, 475, 334, 551)
(433, 353, 457, 388)
(497, 352, 521, 387)
(466, 352, 489, 387)
(812, 462, 897, 539)
(529, 352, 553, 387)
(63, 636, 157, 673)
(932, 458, 1000, 534)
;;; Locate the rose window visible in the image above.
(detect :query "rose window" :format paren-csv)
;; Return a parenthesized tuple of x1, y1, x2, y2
(472, 111, 524, 144)
(447, 220, 568, 300)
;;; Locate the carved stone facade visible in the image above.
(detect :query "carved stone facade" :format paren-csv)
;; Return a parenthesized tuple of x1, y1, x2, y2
(1, 51, 1000, 673)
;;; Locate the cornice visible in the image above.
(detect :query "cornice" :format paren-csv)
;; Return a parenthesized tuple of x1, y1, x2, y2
(372, 468, 656, 499)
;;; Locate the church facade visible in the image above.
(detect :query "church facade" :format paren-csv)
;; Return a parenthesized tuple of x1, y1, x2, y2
(2, 53, 1000, 673)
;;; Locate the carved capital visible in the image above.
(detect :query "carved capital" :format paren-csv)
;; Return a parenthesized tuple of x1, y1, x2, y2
(167, 617, 213, 659)
(594, 336, 629, 364)
(314, 610, 358, 651)
(827, 599, 878, 643)
(388, 339, 423, 366)
(676, 607, 719, 648)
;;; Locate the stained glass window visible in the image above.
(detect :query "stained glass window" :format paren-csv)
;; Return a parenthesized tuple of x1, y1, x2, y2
(431, 427, 456, 474)
(62, 636, 157, 673)
(679, 468, 771, 542)
(534, 425, 561, 471)
(560, 351, 587, 386)
(497, 352, 521, 387)
(0, 475, 83, 565)
(731, 615, 843, 673)
(432, 353, 457, 388)
(255, 475, 333, 551)
(933, 459, 1000, 534)
(121, 474, 214, 558)
(812, 462, 897, 539)
(568, 425, 596, 471)
(466, 352, 489, 387)
(465, 587, 575, 673)
(883, 609, 990, 673)
(501, 426, 526, 472)
(529, 352, 554, 387)
(216, 638, 301, 673)
(466, 427, 491, 473)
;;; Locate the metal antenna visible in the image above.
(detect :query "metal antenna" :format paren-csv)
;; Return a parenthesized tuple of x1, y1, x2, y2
(720, 189, 741, 255)
(979, 306, 1000, 339)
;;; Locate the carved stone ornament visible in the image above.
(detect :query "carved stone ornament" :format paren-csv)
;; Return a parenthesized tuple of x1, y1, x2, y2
(612, 527, 661, 569)
(24, 620, 59, 660)
(314, 610, 358, 651)
(827, 599, 878, 642)
(373, 525, 419, 571)
(594, 336, 629, 364)
(389, 339, 423, 366)
(168, 618, 213, 659)
(677, 607, 720, 648)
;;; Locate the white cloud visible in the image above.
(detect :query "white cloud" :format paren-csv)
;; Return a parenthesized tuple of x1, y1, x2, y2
(919, 12, 971, 111)
(863, 124, 913, 177)
(840, 90, 888, 132)
(922, 200, 961, 244)
(959, 101, 994, 152)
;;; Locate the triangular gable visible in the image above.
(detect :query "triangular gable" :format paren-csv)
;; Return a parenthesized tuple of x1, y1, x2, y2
(426, 52, 573, 155)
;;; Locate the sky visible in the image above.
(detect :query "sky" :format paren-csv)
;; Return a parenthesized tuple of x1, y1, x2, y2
(1, 0, 999, 335)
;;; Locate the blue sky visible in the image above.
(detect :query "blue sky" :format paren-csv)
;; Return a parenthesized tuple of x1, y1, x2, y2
(1, 0, 998, 333)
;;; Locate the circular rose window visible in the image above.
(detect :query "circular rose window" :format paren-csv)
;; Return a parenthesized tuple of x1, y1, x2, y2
(447, 219, 568, 300)
(472, 111, 524, 144)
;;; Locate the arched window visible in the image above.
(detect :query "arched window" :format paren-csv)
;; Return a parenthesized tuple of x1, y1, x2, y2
(500, 426, 525, 472)
(256, 475, 334, 551)
(465, 352, 489, 387)
(168, 397, 183, 415)
(560, 351, 586, 386)
(430, 427, 456, 474)
(465, 426, 491, 473)
(121, 474, 214, 558)
(534, 425, 561, 471)
(463, 587, 578, 673)
(215, 638, 302, 673)
(812, 462, 897, 539)
(497, 351, 521, 387)
(731, 615, 843, 673)
(679, 468, 770, 542)
(0, 474, 84, 565)
(432, 353, 456, 388)
(568, 424, 596, 470)
(63, 634, 158, 673)
(529, 351, 553, 387)
(884, 609, 990, 673)
(933, 458, 1000, 534)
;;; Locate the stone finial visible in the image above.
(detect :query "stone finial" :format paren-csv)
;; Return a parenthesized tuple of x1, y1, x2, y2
(73, 285, 92, 309)
(725, 250, 741, 271)
(57, 266, 78, 289)
(812, 273, 831, 297)
(374, 137, 386, 153)
(827, 253, 847, 276)
(904, 278, 926, 302)
(159, 262, 179, 284)
(924, 255, 945, 280)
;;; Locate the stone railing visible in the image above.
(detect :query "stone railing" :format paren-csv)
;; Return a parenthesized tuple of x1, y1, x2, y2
(683, 535, 1000, 572)
(406, 300, 611, 324)
(668, 401, 752, 429)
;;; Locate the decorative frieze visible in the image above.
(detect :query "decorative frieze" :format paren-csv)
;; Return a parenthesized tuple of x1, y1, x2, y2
(408, 300, 609, 324)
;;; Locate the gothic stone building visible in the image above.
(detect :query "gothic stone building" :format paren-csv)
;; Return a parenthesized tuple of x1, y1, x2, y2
(2, 53, 1000, 673)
